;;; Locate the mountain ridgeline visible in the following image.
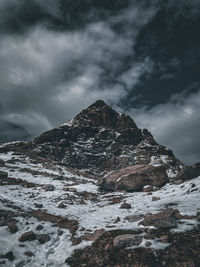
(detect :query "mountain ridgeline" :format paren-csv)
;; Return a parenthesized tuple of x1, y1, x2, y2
(0, 100, 183, 180)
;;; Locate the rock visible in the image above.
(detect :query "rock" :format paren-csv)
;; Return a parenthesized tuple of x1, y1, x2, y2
(58, 202, 66, 208)
(0, 160, 5, 167)
(145, 241, 152, 247)
(4, 251, 15, 261)
(36, 234, 50, 244)
(53, 176, 63, 181)
(58, 229, 63, 236)
(143, 185, 154, 192)
(34, 203, 43, 208)
(120, 202, 132, 209)
(113, 217, 120, 223)
(0, 171, 8, 179)
(124, 214, 144, 222)
(152, 196, 161, 201)
(178, 162, 200, 181)
(42, 184, 55, 191)
(7, 221, 18, 233)
(99, 165, 169, 192)
(140, 209, 179, 229)
(19, 231, 37, 242)
(160, 235, 168, 243)
(24, 251, 34, 257)
(83, 229, 105, 242)
(113, 234, 143, 248)
(36, 224, 44, 231)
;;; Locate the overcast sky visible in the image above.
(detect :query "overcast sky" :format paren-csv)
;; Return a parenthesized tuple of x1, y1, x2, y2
(0, 0, 200, 165)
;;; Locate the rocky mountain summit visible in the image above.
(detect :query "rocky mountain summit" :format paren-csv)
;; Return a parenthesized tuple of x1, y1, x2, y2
(0, 100, 200, 266)
(33, 100, 183, 176)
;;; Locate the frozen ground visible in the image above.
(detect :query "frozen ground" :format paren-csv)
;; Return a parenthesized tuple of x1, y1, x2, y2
(0, 151, 200, 266)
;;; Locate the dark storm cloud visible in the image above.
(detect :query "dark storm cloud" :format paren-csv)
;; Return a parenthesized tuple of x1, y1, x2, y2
(0, 0, 130, 34)
(0, 0, 200, 164)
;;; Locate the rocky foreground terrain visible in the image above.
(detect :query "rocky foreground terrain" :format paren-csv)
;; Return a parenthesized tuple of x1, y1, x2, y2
(0, 100, 200, 266)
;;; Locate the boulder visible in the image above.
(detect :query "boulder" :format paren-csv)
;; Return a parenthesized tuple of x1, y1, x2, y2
(36, 234, 50, 244)
(113, 234, 143, 248)
(139, 209, 179, 229)
(99, 164, 169, 192)
(19, 231, 37, 242)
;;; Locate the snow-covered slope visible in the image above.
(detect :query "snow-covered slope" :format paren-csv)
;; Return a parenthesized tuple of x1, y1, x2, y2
(0, 151, 199, 266)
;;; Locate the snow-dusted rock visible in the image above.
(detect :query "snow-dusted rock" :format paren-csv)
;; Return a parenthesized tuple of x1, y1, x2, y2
(99, 164, 169, 192)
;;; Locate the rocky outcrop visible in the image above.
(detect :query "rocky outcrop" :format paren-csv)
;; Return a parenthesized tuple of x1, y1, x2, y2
(177, 162, 200, 181)
(99, 164, 169, 192)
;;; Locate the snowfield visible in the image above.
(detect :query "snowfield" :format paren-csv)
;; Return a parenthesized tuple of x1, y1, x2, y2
(0, 151, 200, 266)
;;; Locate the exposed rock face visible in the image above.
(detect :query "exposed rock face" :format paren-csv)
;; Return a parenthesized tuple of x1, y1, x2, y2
(99, 164, 169, 191)
(0, 100, 184, 178)
(178, 162, 200, 181)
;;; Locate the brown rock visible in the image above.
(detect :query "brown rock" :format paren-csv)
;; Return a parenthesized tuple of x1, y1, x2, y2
(152, 196, 161, 201)
(7, 221, 18, 233)
(140, 209, 179, 229)
(120, 202, 132, 209)
(83, 229, 105, 242)
(19, 231, 37, 242)
(113, 234, 143, 248)
(99, 164, 169, 192)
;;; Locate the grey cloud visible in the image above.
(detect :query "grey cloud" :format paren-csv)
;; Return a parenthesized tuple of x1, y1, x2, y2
(0, 2, 157, 141)
(129, 89, 200, 165)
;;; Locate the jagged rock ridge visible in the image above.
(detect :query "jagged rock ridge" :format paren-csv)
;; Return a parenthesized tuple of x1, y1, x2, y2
(0, 100, 184, 179)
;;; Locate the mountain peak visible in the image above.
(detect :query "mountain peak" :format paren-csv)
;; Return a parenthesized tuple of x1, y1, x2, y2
(72, 99, 137, 130)
(88, 99, 108, 109)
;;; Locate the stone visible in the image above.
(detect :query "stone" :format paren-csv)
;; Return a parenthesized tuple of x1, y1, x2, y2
(120, 202, 132, 209)
(4, 251, 15, 261)
(140, 209, 179, 229)
(19, 231, 37, 242)
(152, 196, 161, 201)
(7, 221, 18, 233)
(0, 160, 5, 167)
(143, 185, 154, 192)
(58, 202, 66, 208)
(0, 171, 8, 179)
(24, 251, 34, 257)
(124, 214, 144, 222)
(34, 203, 43, 208)
(36, 234, 50, 244)
(99, 164, 169, 192)
(36, 224, 44, 231)
(42, 184, 55, 191)
(113, 234, 143, 248)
